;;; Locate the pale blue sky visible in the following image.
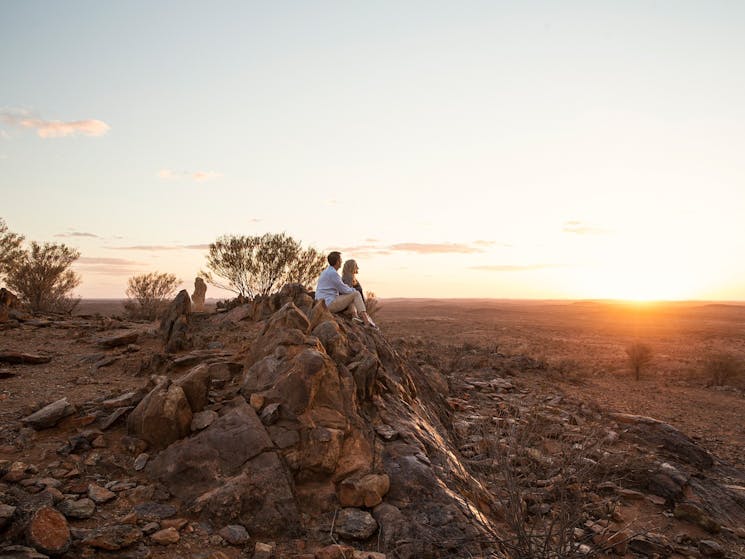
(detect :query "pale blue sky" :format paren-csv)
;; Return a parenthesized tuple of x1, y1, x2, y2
(2, 1, 745, 299)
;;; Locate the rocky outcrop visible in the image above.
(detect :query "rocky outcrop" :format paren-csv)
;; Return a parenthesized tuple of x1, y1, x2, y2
(192, 277, 207, 312)
(160, 290, 191, 353)
(142, 294, 497, 556)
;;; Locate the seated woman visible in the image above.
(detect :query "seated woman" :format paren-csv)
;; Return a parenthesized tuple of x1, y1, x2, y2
(315, 251, 377, 328)
(341, 259, 365, 303)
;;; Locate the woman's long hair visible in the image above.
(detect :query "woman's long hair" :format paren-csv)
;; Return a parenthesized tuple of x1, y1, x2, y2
(341, 259, 358, 287)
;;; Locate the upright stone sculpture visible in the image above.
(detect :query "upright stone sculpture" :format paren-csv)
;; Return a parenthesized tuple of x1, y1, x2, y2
(160, 290, 192, 353)
(192, 277, 207, 312)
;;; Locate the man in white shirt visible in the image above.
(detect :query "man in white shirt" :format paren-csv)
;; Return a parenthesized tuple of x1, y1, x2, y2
(315, 251, 377, 328)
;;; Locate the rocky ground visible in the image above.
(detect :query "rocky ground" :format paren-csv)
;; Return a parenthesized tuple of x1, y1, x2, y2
(1, 290, 744, 558)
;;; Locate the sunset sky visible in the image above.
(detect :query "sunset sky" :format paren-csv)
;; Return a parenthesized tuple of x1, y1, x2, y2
(2, 1, 745, 301)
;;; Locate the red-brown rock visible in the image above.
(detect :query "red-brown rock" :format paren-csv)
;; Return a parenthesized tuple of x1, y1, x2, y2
(126, 380, 192, 449)
(82, 524, 143, 550)
(339, 473, 390, 507)
(160, 290, 191, 353)
(174, 363, 211, 413)
(26, 506, 70, 555)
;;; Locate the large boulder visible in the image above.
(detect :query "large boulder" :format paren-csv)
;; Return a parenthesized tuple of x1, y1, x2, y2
(126, 379, 192, 449)
(173, 363, 211, 413)
(191, 451, 300, 537)
(147, 399, 299, 536)
(147, 398, 274, 497)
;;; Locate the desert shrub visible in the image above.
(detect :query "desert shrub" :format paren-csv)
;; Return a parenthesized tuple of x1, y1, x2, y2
(625, 342, 653, 381)
(365, 291, 382, 318)
(0, 218, 25, 286)
(202, 233, 326, 298)
(550, 358, 587, 383)
(473, 412, 630, 559)
(5, 241, 81, 314)
(124, 272, 180, 320)
(704, 351, 742, 386)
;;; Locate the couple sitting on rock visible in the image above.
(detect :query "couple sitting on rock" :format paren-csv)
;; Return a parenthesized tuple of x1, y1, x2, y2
(315, 251, 377, 329)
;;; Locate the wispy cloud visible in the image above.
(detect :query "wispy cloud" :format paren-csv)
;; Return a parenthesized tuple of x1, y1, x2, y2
(389, 242, 484, 254)
(74, 256, 144, 277)
(336, 244, 391, 257)
(471, 263, 565, 272)
(337, 240, 493, 257)
(0, 108, 110, 138)
(54, 231, 100, 239)
(562, 220, 610, 235)
(107, 244, 210, 251)
(110, 245, 182, 251)
(77, 257, 141, 266)
(158, 169, 223, 182)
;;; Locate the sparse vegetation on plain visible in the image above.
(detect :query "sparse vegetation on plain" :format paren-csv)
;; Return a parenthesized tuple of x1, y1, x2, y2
(202, 232, 326, 298)
(704, 351, 743, 386)
(124, 272, 180, 320)
(625, 342, 653, 381)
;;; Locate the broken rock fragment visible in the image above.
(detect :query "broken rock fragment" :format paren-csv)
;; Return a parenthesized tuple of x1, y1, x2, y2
(334, 508, 378, 540)
(21, 398, 76, 430)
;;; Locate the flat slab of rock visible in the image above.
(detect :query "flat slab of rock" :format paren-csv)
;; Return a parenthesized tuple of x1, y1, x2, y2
(0, 352, 51, 365)
(102, 391, 143, 408)
(213, 304, 252, 324)
(99, 406, 133, 430)
(96, 331, 139, 348)
(133, 502, 177, 521)
(0, 546, 51, 558)
(21, 398, 76, 430)
(82, 525, 143, 550)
